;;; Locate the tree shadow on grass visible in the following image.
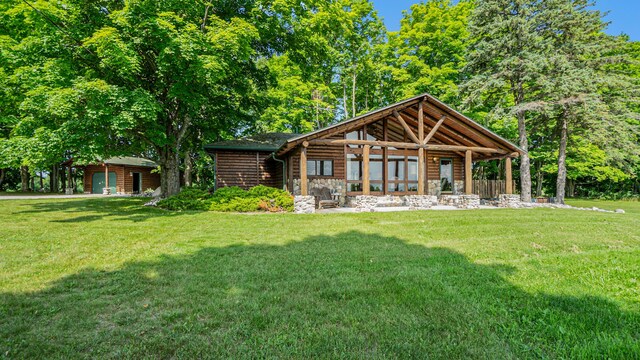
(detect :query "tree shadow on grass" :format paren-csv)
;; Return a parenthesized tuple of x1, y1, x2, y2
(13, 198, 201, 223)
(1, 232, 638, 358)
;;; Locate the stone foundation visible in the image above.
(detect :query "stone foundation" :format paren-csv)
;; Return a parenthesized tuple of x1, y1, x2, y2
(454, 180, 464, 195)
(294, 196, 316, 214)
(350, 195, 406, 211)
(293, 178, 346, 205)
(498, 194, 522, 208)
(405, 195, 438, 210)
(439, 194, 480, 209)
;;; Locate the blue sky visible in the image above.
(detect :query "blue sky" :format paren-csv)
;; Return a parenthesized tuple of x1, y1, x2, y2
(371, 0, 640, 41)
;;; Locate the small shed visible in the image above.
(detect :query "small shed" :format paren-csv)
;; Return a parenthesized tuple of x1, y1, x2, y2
(82, 157, 161, 195)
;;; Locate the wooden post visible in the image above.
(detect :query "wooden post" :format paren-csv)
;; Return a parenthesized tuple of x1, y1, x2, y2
(465, 150, 473, 195)
(418, 101, 425, 195)
(505, 157, 513, 194)
(363, 145, 370, 195)
(300, 145, 308, 196)
(104, 164, 109, 189)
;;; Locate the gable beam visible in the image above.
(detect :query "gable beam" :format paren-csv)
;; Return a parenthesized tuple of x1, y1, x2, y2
(393, 110, 421, 144)
(309, 138, 506, 154)
(424, 116, 446, 145)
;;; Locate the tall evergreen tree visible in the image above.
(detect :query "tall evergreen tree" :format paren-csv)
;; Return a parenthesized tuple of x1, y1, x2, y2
(463, 0, 552, 202)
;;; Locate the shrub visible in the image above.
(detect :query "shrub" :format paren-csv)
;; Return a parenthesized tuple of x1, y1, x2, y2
(157, 187, 211, 211)
(158, 185, 293, 212)
(209, 185, 293, 212)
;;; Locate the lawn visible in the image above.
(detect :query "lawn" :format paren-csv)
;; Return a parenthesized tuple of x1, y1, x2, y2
(1, 198, 639, 358)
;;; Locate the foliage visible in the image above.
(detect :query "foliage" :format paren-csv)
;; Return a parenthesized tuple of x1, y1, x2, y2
(156, 187, 212, 211)
(158, 185, 293, 212)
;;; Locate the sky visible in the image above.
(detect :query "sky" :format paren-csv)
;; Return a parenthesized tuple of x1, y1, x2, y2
(371, 0, 640, 41)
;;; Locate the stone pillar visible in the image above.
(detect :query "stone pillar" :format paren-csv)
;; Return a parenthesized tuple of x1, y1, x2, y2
(294, 195, 315, 214)
(499, 194, 521, 208)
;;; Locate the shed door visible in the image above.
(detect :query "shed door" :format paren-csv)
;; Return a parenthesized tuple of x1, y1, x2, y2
(92, 172, 117, 194)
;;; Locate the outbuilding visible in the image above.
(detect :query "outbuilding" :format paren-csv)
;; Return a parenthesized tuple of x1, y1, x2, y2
(82, 157, 161, 195)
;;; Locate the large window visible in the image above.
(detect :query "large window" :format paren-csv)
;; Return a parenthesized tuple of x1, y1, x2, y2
(387, 154, 419, 193)
(307, 160, 333, 176)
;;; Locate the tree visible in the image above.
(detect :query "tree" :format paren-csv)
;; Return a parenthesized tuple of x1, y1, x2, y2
(540, 0, 639, 203)
(463, 0, 552, 202)
(386, 0, 473, 105)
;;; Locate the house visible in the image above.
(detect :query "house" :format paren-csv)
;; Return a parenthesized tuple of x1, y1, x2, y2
(206, 94, 524, 208)
(82, 157, 161, 195)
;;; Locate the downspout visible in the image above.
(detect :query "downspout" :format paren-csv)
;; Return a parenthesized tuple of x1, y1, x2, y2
(271, 152, 287, 192)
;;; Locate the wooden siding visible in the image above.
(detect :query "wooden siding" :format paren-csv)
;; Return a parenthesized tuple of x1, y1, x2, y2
(215, 150, 283, 189)
(83, 164, 160, 194)
(426, 151, 464, 181)
(290, 134, 345, 180)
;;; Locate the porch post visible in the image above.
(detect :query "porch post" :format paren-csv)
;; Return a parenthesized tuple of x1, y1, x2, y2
(363, 145, 370, 195)
(505, 157, 513, 194)
(465, 150, 473, 195)
(104, 164, 110, 195)
(418, 100, 425, 195)
(300, 144, 308, 196)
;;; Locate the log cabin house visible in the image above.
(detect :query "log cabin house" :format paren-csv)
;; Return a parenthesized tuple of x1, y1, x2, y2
(82, 157, 161, 195)
(206, 94, 524, 207)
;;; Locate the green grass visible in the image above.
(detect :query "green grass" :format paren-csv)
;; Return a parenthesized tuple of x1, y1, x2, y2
(1, 199, 639, 358)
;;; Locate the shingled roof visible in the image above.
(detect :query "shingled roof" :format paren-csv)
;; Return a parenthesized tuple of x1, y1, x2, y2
(103, 157, 158, 168)
(204, 133, 299, 152)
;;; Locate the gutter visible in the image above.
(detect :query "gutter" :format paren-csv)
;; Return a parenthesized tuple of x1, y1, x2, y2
(271, 152, 288, 192)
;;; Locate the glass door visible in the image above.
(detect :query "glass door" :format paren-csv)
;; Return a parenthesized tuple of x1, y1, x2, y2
(440, 159, 453, 193)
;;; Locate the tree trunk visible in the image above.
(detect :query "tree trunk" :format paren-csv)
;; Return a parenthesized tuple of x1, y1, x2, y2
(20, 166, 30, 192)
(536, 162, 544, 197)
(40, 171, 44, 192)
(184, 152, 193, 187)
(61, 166, 66, 192)
(556, 114, 569, 204)
(30, 176, 35, 192)
(343, 83, 348, 119)
(160, 146, 181, 198)
(50, 165, 59, 193)
(351, 70, 357, 118)
(516, 110, 532, 202)
(0, 168, 4, 190)
(567, 179, 575, 198)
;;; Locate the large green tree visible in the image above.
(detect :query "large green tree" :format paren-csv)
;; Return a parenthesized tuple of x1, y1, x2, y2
(463, 0, 554, 202)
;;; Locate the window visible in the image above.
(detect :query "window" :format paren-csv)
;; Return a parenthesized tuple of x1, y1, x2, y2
(307, 160, 333, 176)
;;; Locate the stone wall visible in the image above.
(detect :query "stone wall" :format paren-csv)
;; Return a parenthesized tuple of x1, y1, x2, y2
(454, 180, 464, 195)
(405, 195, 438, 210)
(498, 194, 522, 208)
(439, 194, 480, 209)
(293, 178, 346, 205)
(294, 195, 316, 214)
(427, 180, 464, 196)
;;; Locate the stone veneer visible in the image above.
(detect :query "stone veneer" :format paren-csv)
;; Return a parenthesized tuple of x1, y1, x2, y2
(405, 195, 438, 210)
(351, 195, 437, 212)
(293, 179, 346, 205)
(427, 180, 465, 196)
(438, 194, 480, 209)
(498, 194, 522, 208)
(294, 195, 316, 214)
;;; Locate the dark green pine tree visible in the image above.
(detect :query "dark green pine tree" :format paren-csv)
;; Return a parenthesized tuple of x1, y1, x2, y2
(540, 0, 639, 203)
(462, 0, 553, 202)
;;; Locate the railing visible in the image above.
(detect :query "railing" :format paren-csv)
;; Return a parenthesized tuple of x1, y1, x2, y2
(472, 180, 518, 199)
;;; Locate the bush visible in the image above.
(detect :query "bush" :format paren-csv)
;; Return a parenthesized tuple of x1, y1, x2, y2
(210, 185, 293, 212)
(157, 187, 212, 211)
(157, 185, 294, 212)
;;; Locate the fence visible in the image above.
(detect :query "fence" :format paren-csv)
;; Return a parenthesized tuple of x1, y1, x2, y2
(472, 180, 518, 199)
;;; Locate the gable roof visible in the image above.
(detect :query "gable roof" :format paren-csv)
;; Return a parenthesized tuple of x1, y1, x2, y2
(103, 157, 158, 168)
(276, 93, 525, 159)
(205, 132, 299, 152)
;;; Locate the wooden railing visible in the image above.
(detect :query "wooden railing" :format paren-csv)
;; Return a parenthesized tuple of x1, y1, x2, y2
(472, 180, 518, 199)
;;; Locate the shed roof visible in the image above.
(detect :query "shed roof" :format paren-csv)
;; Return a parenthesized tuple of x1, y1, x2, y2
(204, 132, 299, 152)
